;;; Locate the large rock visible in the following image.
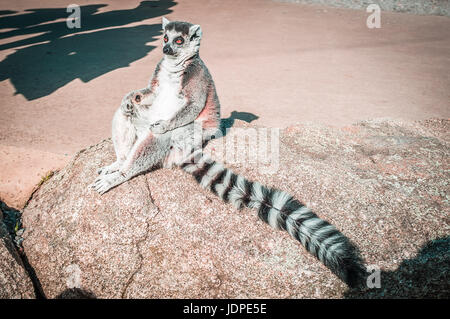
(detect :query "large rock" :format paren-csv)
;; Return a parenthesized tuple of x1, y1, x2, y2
(0, 205, 35, 298)
(22, 119, 449, 298)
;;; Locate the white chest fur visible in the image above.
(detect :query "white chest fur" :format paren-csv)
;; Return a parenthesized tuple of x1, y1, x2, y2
(143, 61, 185, 125)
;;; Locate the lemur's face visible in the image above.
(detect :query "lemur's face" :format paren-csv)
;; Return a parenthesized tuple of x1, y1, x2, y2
(161, 17, 202, 58)
(162, 29, 187, 57)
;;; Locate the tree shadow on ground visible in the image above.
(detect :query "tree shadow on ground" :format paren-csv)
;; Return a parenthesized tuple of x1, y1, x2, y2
(0, 200, 46, 299)
(345, 237, 450, 298)
(0, 10, 17, 16)
(220, 111, 259, 135)
(0, 1, 176, 100)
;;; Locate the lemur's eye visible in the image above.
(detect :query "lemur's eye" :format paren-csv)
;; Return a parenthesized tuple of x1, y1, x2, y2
(164, 35, 168, 43)
(135, 94, 141, 103)
(174, 37, 184, 45)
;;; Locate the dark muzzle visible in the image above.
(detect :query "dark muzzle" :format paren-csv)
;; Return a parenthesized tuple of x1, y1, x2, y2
(163, 44, 174, 55)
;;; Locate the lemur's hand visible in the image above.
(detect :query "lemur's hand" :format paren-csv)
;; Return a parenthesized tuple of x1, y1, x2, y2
(150, 120, 170, 134)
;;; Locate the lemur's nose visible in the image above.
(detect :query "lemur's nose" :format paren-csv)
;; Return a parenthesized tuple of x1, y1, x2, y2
(163, 44, 174, 55)
(126, 103, 132, 110)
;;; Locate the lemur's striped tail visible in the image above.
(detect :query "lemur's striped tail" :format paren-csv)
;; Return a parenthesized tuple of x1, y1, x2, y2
(180, 151, 365, 287)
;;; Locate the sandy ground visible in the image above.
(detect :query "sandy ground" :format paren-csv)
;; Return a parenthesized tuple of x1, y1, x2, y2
(276, 0, 450, 16)
(0, 0, 449, 208)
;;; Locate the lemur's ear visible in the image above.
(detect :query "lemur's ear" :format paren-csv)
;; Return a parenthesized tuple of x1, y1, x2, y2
(189, 24, 202, 41)
(162, 17, 170, 29)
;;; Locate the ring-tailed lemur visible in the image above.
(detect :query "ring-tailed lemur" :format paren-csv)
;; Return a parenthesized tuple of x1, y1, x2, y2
(91, 17, 365, 287)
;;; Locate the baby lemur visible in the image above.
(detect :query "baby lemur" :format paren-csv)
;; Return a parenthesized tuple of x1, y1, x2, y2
(91, 17, 365, 287)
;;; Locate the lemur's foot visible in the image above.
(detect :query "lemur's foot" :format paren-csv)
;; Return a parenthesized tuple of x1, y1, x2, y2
(90, 171, 124, 195)
(120, 90, 144, 116)
(97, 161, 120, 175)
